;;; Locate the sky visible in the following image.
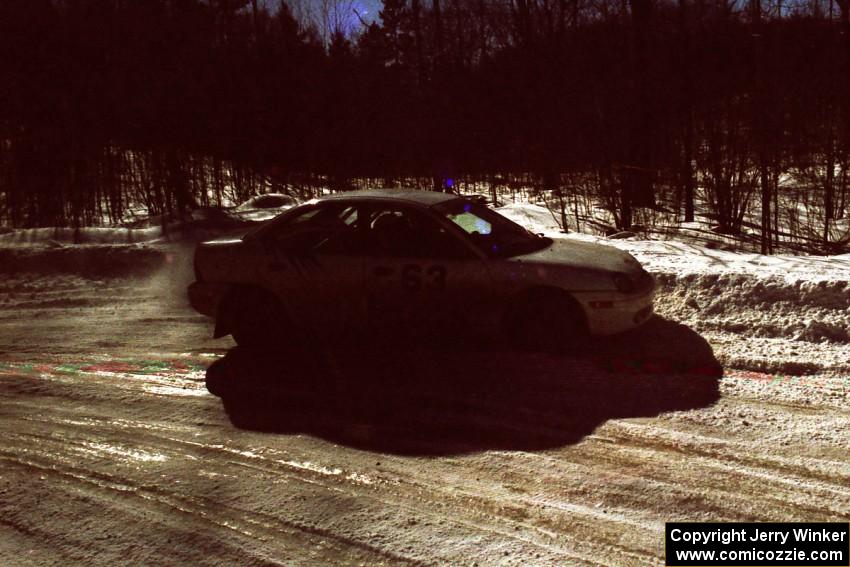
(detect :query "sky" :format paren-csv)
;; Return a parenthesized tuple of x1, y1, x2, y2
(270, 0, 383, 35)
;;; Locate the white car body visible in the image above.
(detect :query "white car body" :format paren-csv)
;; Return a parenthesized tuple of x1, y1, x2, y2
(188, 190, 654, 346)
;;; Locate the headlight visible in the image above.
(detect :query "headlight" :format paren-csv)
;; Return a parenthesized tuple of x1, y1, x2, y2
(612, 273, 634, 293)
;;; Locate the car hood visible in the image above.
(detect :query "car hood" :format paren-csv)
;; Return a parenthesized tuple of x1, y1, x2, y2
(509, 237, 641, 274)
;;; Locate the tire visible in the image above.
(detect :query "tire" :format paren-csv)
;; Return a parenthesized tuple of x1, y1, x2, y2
(228, 289, 288, 348)
(506, 289, 586, 353)
(204, 363, 230, 397)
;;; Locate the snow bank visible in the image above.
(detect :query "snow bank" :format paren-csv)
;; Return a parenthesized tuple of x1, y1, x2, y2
(497, 202, 563, 234)
(656, 272, 849, 338)
(0, 245, 168, 277)
(0, 215, 253, 247)
(499, 203, 850, 283)
(609, 240, 850, 283)
(0, 227, 162, 247)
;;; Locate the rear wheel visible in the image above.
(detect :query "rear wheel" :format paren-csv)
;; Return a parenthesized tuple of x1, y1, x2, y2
(227, 289, 289, 348)
(506, 289, 586, 353)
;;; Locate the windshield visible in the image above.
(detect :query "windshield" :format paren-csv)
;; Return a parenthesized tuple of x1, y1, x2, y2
(434, 199, 551, 257)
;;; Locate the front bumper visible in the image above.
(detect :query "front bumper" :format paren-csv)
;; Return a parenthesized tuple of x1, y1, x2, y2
(187, 281, 230, 318)
(576, 289, 655, 336)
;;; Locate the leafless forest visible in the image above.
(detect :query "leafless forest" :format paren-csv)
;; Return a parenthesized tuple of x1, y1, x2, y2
(1, 0, 849, 253)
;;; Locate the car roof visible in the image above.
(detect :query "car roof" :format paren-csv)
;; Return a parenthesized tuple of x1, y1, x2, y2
(317, 189, 460, 207)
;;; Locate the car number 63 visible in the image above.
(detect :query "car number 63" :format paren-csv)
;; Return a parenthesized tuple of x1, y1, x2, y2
(401, 265, 447, 290)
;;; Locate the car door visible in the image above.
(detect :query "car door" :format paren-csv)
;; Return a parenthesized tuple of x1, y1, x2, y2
(256, 202, 365, 342)
(362, 203, 496, 343)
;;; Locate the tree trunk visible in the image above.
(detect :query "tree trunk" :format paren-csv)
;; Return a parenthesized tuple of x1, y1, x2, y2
(411, 0, 425, 88)
(751, 0, 773, 254)
(825, 140, 835, 247)
(627, 0, 655, 217)
(433, 0, 444, 62)
(678, 0, 695, 222)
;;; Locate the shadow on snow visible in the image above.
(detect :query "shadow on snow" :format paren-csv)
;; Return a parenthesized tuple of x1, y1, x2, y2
(206, 316, 722, 456)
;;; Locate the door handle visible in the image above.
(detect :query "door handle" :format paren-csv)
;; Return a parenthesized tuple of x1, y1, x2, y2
(372, 266, 394, 277)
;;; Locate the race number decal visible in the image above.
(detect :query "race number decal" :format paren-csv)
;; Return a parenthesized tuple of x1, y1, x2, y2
(401, 265, 422, 290)
(427, 265, 447, 289)
(401, 265, 447, 291)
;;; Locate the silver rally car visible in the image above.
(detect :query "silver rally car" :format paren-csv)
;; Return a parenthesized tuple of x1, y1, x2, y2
(188, 189, 655, 349)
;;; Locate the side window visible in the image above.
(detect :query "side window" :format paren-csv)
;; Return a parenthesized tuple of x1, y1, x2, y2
(314, 206, 360, 254)
(266, 204, 362, 255)
(365, 206, 473, 259)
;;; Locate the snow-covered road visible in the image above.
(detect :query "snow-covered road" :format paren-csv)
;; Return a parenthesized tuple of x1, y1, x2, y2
(0, 245, 848, 565)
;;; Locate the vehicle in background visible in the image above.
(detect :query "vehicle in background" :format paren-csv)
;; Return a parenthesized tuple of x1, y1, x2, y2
(234, 193, 300, 222)
(122, 207, 254, 241)
(188, 189, 655, 351)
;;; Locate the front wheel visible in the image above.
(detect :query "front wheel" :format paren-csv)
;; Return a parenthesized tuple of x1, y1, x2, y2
(506, 290, 586, 353)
